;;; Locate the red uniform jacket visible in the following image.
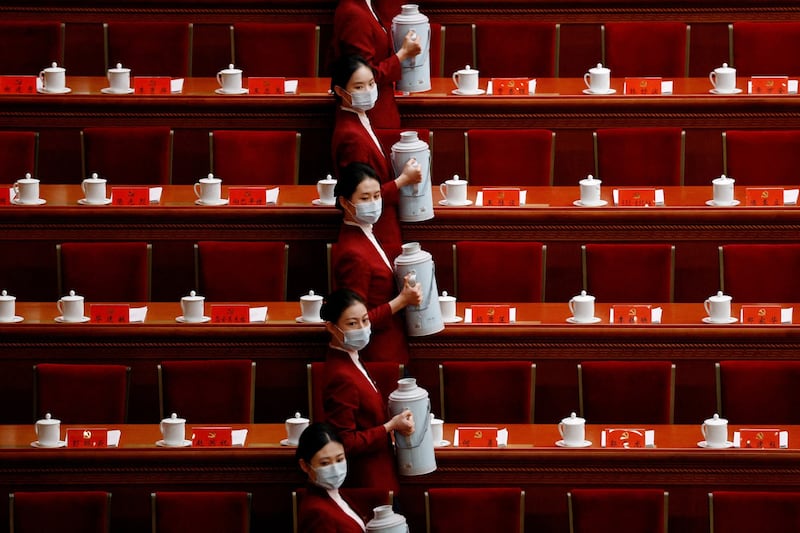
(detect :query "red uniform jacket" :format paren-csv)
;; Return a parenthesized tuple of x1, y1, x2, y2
(332, 0, 401, 128)
(323, 348, 400, 492)
(332, 224, 409, 363)
(297, 484, 367, 533)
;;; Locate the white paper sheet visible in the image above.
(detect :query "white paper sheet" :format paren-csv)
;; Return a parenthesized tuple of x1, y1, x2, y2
(249, 306, 268, 323)
(129, 306, 148, 323)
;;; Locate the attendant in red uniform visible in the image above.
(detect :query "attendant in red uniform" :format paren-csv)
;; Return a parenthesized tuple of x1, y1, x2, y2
(320, 288, 415, 493)
(332, 162, 421, 363)
(331, 0, 421, 128)
(331, 55, 422, 261)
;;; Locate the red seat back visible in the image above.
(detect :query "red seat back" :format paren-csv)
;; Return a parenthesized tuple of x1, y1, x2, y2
(594, 128, 683, 186)
(12, 491, 111, 533)
(466, 129, 554, 187)
(152, 492, 250, 533)
(35, 363, 130, 424)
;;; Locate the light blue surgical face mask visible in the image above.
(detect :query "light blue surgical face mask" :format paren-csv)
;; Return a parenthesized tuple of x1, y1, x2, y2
(348, 84, 378, 111)
(338, 325, 371, 352)
(313, 459, 347, 490)
(353, 199, 382, 225)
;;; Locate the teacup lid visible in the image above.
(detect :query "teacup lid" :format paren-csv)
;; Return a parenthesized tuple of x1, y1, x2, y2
(200, 173, 221, 183)
(438, 290, 456, 302)
(84, 172, 106, 184)
(704, 413, 727, 425)
(571, 290, 594, 302)
(318, 174, 337, 184)
(0, 289, 15, 301)
(708, 290, 731, 302)
(220, 63, 241, 74)
(712, 174, 734, 185)
(366, 505, 407, 530)
(562, 412, 585, 425)
(109, 62, 129, 73)
(457, 65, 477, 75)
(301, 289, 323, 302)
(716, 63, 735, 73)
(286, 411, 309, 424)
(446, 174, 466, 185)
(163, 412, 185, 424)
(183, 290, 204, 302)
(61, 289, 82, 301)
(44, 62, 64, 72)
(590, 63, 609, 73)
(18, 172, 38, 183)
(579, 174, 601, 186)
(38, 412, 60, 425)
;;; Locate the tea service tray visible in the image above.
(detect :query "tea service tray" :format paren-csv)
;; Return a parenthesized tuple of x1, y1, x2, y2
(451, 89, 485, 96)
(702, 316, 738, 324)
(55, 316, 90, 323)
(0, 316, 24, 323)
(31, 440, 67, 448)
(11, 198, 46, 206)
(175, 316, 211, 323)
(438, 199, 473, 206)
(555, 439, 592, 448)
(37, 87, 72, 94)
(442, 316, 463, 324)
(195, 198, 229, 206)
(697, 440, 734, 448)
(312, 199, 336, 206)
(156, 439, 192, 447)
(582, 88, 616, 95)
(78, 198, 112, 206)
(705, 199, 740, 207)
(573, 199, 608, 207)
(215, 88, 249, 95)
(709, 88, 743, 95)
(100, 87, 135, 95)
(295, 316, 324, 324)
(566, 316, 602, 324)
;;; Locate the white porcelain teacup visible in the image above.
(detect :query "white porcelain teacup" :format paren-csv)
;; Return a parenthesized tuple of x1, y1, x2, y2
(107, 63, 131, 93)
(160, 413, 186, 446)
(712, 175, 735, 205)
(82, 173, 108, 204)
(180, 291, 205, 322)
(569, 290, 596, 323)
(558, 412, 586, 446)
(57, 290, 85, 322)
(709, 63, 737, 93)
(579, 175, 602, 205)
(13, 173, 40, 204)
(194, 174, 222, 204)
(430, 414, 444, 444)
(39, 62, 66, 92)
(438, 291, 456, 321)
(316, 176, 337, 205)
(452, 65, 479, 93)
(299, 290, 323, 322)
(439, 174, 468, 205)
(285, 412, 310, 445)
(584, 63, 611, 93)
(217, 64, 243, 93)
(704, 291, 732, 323)
(35, 413, 61, 447)
(0, 290, 15, 322)
(701, 413, 729, 447)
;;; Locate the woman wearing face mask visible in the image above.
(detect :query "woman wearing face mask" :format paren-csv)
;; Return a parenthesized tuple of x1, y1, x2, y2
(320, 288, 415, 493)
(331, 54, 422, 262)
(332, 162, 422, 364)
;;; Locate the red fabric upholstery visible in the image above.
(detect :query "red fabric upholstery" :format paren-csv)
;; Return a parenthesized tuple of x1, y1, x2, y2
(720, 244, 800, 302)
(211, 130, 299, 185)
(233, 23, 318, 77)
(0, 131, 36, 181)
(429, 23, 444, 78)
(579, 361, 674, 424)
(724, 130, 800, 185)
(82, 127, 172, 185)
(717, 361, 800, 424)
(604, 22, 688, 77)
(569, 488, 667, 533)
(427, 487, 524, 533)
(595, 128, 683, 186)
(440, 361, 535, 423)
(0, 21, 63, 75)
(466, 129, 554, 186)
(294, 487, 391, 530)
(583, 243, 674, 303)
(309, 361, 403, 423)
(152, 492, 250, 533)
(160, 360, 254, 423)
(710, 491, 800, 531)
(58, 242, 150, 302)
(196, 241, 287, 301)
(455, 241, 546, 302)
(733, 22, 800, 77)
(475, 22, 558, 78)
(35, 363, 129, 424)
(11, 491, 111, 533)
(106, 22, 191, 77)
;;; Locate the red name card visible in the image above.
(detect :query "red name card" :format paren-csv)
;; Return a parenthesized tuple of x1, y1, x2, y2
(739, 429, 782, 449)
(604, 428, 646, 448)
(612, 305, 652, 324)
(0, 76, 36, 94)
(133, 76, 171, 95)
(491, 78, 529, 95)
(210, 304, 249, 323)
(90, 304, 130, 324)
(112, 187, 149, 206)
(481, 187, 521, 207)
(470, 304, 511, 324)
(0, 187, 10, 205)
(741, 305, 782, 325)
(229, 187, 267, 206)
(624, 77, 662, 95)
(457, 426, 498, 447)
(617, 188, 657, 206)
(66, 428, 108, 448)
(746, 187, 784, 206)
(191, 426, 233, 447)
(751, 76, 788, 94)
(248, 77, 285, 95)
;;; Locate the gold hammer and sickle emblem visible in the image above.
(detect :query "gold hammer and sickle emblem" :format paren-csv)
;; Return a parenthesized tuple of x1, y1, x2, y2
(83, 430, 92, 439)
(474, 431, 483, 439)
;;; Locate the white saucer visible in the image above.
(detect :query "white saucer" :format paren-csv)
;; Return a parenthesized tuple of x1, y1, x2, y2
(439, 199, 473, 206)
(567, 316, 602, 324)
(280, 438, 298, 447)
(452, 89, 485, 96)
(555, 439, 592, 448)
(312, 199, 336, 206)
(37, 87, 71, 94)
(156, 439, 192, 447)
(434, 440, 451, 448)
(11, 198, 46, 206)
(0, 316, 24, 323)
(78, 198, 112, 206)
(295, 316, 324, 324)
(176, 316, 211, 323)
(215, 88, 249, 95)
(702, 316, 738, 324)
(31, 440, 67, 448)
(582, 88, 616, 95)
(55, 316, 90, 323)
(573, 199, 608, 207)
(709, 88, 743, 95)
(100, 87, 135, 95)
(697, 440, 734, 448)
(195, 198, 229, 206)
(442, 316, 464, 324)
(705, 200, 741, 207)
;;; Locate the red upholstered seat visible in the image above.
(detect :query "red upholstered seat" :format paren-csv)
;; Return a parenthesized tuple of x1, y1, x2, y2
(158, 360, 255, 423)
(151, 492, 251, 533)
(81, 127, 173, 185)
(34, 363, 130, 424)
(578, 361, 675, 424)
(232, 23, 319, 77)
(568, 488, 668, 533)
(105, 22, 192, 77)
(594, 128, 684, 186)
(426, 487, 525, 533)
(194, 241, 288, 301)
(57, 242, 152, 302)
(454, 241, 546, 302)
(293, 487, 392, 531)
(732, 22, 800, 77)
(0, 21, 63, 75)
(602, 22, 689, 77)
(210, 130, 300, 185)
(723, 130, 800, 185)
(11, 491, 111, 533)
(710, 491, 800, 531)
(582, 243, 675, 303)
(716, 361, 800, 424)
(439, 361, 535, 423)
(474, 22, 560, 78)
(0, 131, 37, 181)
(719, 244, 800, 302)
(429, 23, 445, 78)
(465, 129, 555, 186)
